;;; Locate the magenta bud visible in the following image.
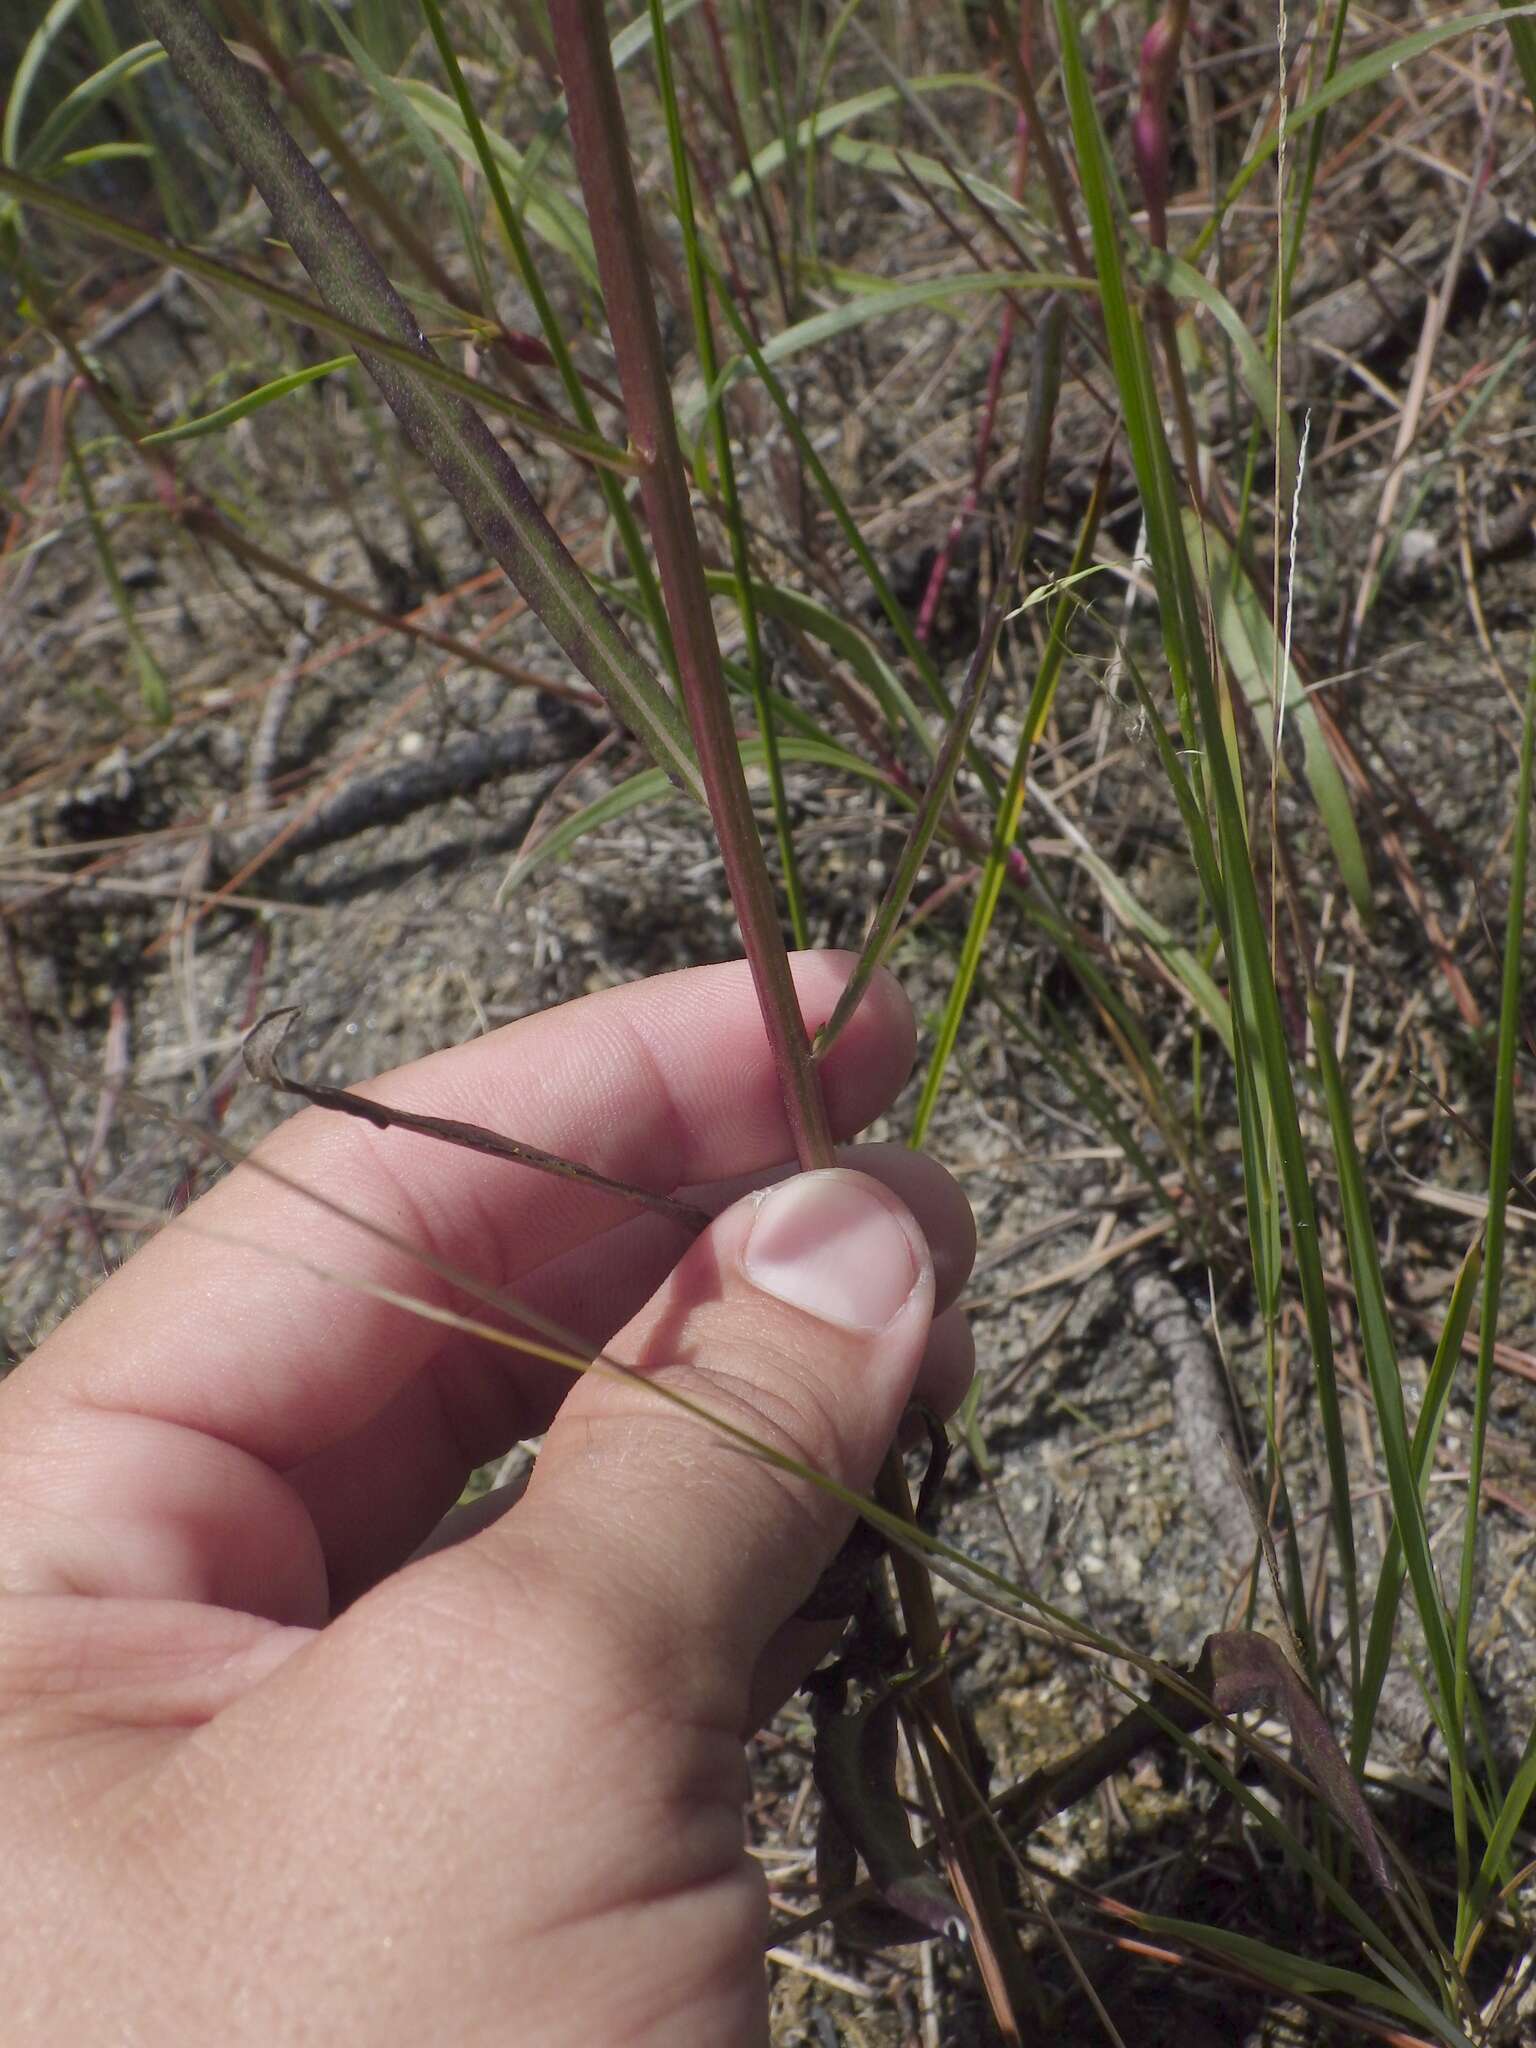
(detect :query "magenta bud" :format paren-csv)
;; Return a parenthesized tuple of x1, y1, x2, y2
(1133, 6, 1186, 251)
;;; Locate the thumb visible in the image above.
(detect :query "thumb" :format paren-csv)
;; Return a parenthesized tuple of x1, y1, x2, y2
(483, 1168, 934, 1713)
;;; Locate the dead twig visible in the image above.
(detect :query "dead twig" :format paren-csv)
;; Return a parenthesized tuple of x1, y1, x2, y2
(242, 1007, 711, 1234)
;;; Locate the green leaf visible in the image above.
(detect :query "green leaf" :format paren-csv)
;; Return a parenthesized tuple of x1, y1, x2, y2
(1028, 775, 1235, 1058)
(1137, 244, 1297, 482)
(1312, 992, 1461, 1750)
(140, 354, 354, 446)
(1181, 509, 1371, 916)
(699, 268, 1082, 419)
(1054, 0, 1362, 1686)
(1134, 1918, 1474, 2046)
(1193, 8, 1536, 261)
(18, 41, 165, 174)
(910, 490, 1099, 1139)
(3, 0, 91, 166)
(702, 569, 934, 759)
(724, 74, 1009, 201)
(1354, 1234, 1483, 1769)
(1499, 0, 1536, 107)
(1460, 647, 1536, 1938)
(321, 2, 498, 317)
(40, 142, 155, 172)
(0, 166, 629, 471)
(498, 736, 898, 900)
(393, 78, 599, 287)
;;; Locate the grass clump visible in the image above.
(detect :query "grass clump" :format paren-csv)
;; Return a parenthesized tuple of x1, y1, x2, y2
(4, 2, 1536, 2039)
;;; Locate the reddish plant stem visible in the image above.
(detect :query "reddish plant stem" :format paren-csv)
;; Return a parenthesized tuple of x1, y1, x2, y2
(547, 0, 830, 1171)
(550, 9, 1041, 2027)
(916, 311, 1018, 645)
(985, 0, 1089, 277)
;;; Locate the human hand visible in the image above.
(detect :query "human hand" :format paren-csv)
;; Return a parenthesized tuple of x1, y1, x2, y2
(0, 953, 975, 2045)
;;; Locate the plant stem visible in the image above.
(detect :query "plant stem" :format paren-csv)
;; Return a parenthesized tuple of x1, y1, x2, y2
(548, 5, 1039, 2026)
(646, 0, 809, 947)
(547, 0, 828, 1168)
(134, 0, 701, 805)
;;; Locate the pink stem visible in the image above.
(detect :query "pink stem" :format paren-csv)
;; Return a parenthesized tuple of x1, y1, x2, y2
(1132, 0, 1190, 253)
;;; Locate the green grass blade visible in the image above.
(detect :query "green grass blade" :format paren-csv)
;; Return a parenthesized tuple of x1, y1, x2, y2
(1137, 244, 1297, 481)
(0, 167, 629, 470)
(698, 268, 1083, 419)
(65, 412, 170, 723)
(988, 976, 1193, 1249)
(3, 0, 91, 165)
(416, 0, 672, 669)
(38, 141, 153, 172)
(498, 735, 898, 899)
(324, 0, 498, 317)
(1312, 993, 1461, 1737)
(703, 268, 942, 694)
(394, 77, 600, 285)
(1134, 1918, 1471, 2046)
(1054, 0, 1362, 1685)
(1129, 1687, 1429, 1996)
(1183, 510, 1371, 916)
(609, 0, 704, 72)
(906, 480, 1102, 1142)
(814, 297, 1065, 1060)
(646, 0, 806, 945)
(139, 353, 354, 445)
(131, 1, 702, 806)
(1454, 644, 1536, 1943)
(1498, 0, 1536, 105)
(1472, 1717, 1536, 1935)
(702, 571, 934, 758)
(1354, 1234, 1484, 1769)
(1191, 8, 1536, 263)
(17, 40, 164, 173)
(724, 74, 1008, 201)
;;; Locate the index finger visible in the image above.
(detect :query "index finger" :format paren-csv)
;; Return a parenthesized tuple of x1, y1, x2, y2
(4, 954, 913, 1476)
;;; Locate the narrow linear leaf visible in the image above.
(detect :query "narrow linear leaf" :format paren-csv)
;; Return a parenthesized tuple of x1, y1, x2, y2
(394, 77, 599, 285)
(703, 571, 934, 758)
(724, 74, 1008, 200)
(816, 298, 1067, 1060)
(1138, 244, 1297, 480)
(39, 142, 155, 172)
(1461, 647, 1536, 1938)
(648, 0, 805, 941)
(1499, 0, 1536, 106)
(1193, 7, 1536, 261)
(699, 269, 1082, 420)
(1182, 510, 1371, 916)
(0, 166, 630, 470)
(140, 354, 354, 445)
(1354, 1234, 1483, 1769)
(1131, 1918, 1473, 2046)
(19, 41, 165, 173)
(499, 736, 902, 900)
(242, 1008, 708, 1231)
(1055, 0, 1363, 1683)
(3, 0, 91, 165)
(909, 464, 1106, 1140)
(132, 1, 701, 806)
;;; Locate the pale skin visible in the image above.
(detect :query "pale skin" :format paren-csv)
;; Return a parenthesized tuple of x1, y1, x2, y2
(0, 953, 976, 2045)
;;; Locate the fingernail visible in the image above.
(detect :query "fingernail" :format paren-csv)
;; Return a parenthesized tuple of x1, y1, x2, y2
(743, 1171, 921, 1332)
